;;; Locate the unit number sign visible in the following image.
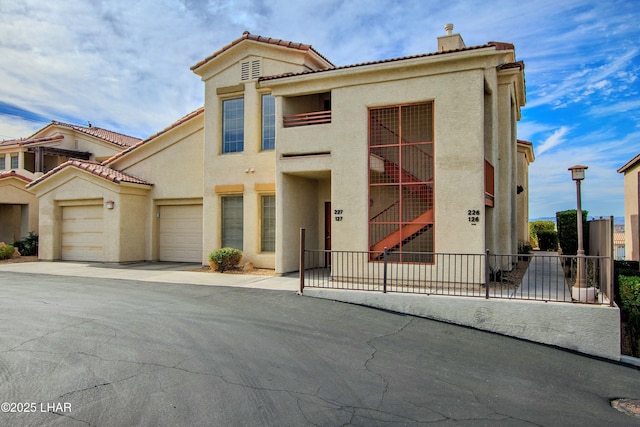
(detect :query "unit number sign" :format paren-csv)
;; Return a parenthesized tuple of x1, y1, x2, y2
(468, 209, 480, 224)
(334, 209, 343, 221)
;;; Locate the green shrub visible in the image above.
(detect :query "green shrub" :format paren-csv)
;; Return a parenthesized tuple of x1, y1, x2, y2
(620, 275, 640, 357)
(614, 260, 640, 306)
(0, 243, 15, 260)
(13, 232, 38, 256)
(529, 220, 555, 249)
(209, 248, 243, 273)
(536, 230, 558, 251)
(556, 210, 588, 255)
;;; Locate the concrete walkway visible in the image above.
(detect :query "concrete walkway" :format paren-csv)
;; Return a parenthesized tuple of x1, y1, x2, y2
(511, 251, 573, 302)
(0, 260, 300, 291)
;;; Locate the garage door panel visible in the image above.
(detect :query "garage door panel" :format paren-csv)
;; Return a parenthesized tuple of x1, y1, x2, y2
(61, 205, 104, 261)
(159, 205, 202, 262)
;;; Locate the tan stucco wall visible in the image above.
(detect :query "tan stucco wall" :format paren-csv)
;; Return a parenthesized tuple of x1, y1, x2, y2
(622, 162, 640, 260)
(112, 114, 204, 262)
(274, 65, 496, 273)
(0, 178, 38, 242)
(33, 171, 149, 262)
(304, 289, 621, 360)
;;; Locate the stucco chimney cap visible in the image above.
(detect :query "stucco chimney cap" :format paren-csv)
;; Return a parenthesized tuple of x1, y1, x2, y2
(445, 23, 454, 35)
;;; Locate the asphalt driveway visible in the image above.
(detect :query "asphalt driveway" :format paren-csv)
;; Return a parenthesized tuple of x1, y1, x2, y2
(0, 271, 639, 426)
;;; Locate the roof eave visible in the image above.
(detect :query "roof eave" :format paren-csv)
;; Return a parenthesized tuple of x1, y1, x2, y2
(618, 153, 640, 173)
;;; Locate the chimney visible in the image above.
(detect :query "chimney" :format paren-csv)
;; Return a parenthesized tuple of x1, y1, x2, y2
(437, 23, 466, 52)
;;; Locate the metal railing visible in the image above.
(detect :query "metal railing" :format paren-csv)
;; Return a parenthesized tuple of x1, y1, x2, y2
(283, 110, 331, 128)
(299, 244, 612, 306)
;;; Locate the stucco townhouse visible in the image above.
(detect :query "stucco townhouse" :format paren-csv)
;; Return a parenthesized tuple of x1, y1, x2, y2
(27, 25, 533, 275)
(0, 122, 140, 244)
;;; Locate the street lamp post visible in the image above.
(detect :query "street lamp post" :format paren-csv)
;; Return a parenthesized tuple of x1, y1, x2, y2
(568, 165, 595, 302)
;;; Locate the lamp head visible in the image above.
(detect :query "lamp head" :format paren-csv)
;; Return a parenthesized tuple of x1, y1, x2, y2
(568, 165, 588, 181)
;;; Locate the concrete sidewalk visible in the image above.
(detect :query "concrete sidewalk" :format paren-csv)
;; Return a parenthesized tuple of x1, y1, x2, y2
(512, 251, 573, 301)
(0, 260, 300, 291)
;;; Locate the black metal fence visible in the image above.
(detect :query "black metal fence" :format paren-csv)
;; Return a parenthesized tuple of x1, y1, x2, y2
(300, 247, 613, 306)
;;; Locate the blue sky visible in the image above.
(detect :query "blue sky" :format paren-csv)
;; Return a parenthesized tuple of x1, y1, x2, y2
(1, 0, 638, 219)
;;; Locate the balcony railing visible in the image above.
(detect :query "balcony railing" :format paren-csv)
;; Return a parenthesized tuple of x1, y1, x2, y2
(283, 110, 331, 128)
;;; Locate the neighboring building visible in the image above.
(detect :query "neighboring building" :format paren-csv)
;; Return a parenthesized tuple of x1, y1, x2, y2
(614, 232, 625, 260)
(0, 122, 140, 244)
(28, 26, 530, 274)
(618, 153, 640, 261)
(517, 140, 535, 249)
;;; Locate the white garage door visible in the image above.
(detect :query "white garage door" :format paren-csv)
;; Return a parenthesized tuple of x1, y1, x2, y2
(158, 204, 203, 262)
(61, 204, 104, 261)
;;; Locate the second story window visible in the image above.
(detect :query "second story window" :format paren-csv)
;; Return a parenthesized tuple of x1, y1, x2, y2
(10, 154, 18, 169)
(0, 156, 5, 170)
(222, 97, 244, 153)
(262, 94, 275, 150)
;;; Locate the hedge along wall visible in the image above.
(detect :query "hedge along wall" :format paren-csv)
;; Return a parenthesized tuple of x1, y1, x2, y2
(556, 209, 589, 255)
(620, 275, 640, 357)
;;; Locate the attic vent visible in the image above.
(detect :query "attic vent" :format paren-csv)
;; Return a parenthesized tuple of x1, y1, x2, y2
(241, 59, 261, 80)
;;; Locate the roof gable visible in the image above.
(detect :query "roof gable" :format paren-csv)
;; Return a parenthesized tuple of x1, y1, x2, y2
(191, 32, 334, 77)
(0, 170, 32, 183)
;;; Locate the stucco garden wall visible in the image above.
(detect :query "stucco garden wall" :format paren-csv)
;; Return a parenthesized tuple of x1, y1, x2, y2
(304, 289, 621, 360)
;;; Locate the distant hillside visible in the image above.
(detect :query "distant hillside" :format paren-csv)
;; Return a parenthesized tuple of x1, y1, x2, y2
(531, 216, 624, 226)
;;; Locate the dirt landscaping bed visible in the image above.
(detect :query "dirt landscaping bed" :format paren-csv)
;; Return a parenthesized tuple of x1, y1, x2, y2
(0, 256, 39, 264)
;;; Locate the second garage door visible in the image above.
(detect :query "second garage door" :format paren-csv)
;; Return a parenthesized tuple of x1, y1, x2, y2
(158, 204, 203, 262)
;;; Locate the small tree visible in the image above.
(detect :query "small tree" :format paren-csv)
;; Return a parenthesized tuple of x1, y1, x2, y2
(556, 210, 588, 255)
(536, 230, 558, 251)
(13, 232, 38, 256)
(529, 220, 556, 249)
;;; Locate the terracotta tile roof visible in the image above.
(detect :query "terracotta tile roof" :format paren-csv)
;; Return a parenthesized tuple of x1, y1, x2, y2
(104, 107, 204, 166)
(191, 31, 334, 72)
(0, 135, 64, 147)
(260, 42, 516, 82)
(0, 170, 32, 182)
(27, 159, 152, 188)
(50, 121, 141, 147)
(498, 60, 525, 71)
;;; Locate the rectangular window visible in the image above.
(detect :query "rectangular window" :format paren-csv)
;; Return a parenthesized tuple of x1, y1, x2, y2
(221, 196, 243, 250)
(0, 156, 5, 170)
(10, 155, 18, 169)
(222, 98, 244, 153)
(262, 94, 275, 150)
(368, 102, 434, 262)
(261, 195, 276, 252)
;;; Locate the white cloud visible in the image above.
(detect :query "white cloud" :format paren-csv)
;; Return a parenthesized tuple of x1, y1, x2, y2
(0, 116, 43, 141)
(0, 0, 639, 220)
(536, 127, 570, 156)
